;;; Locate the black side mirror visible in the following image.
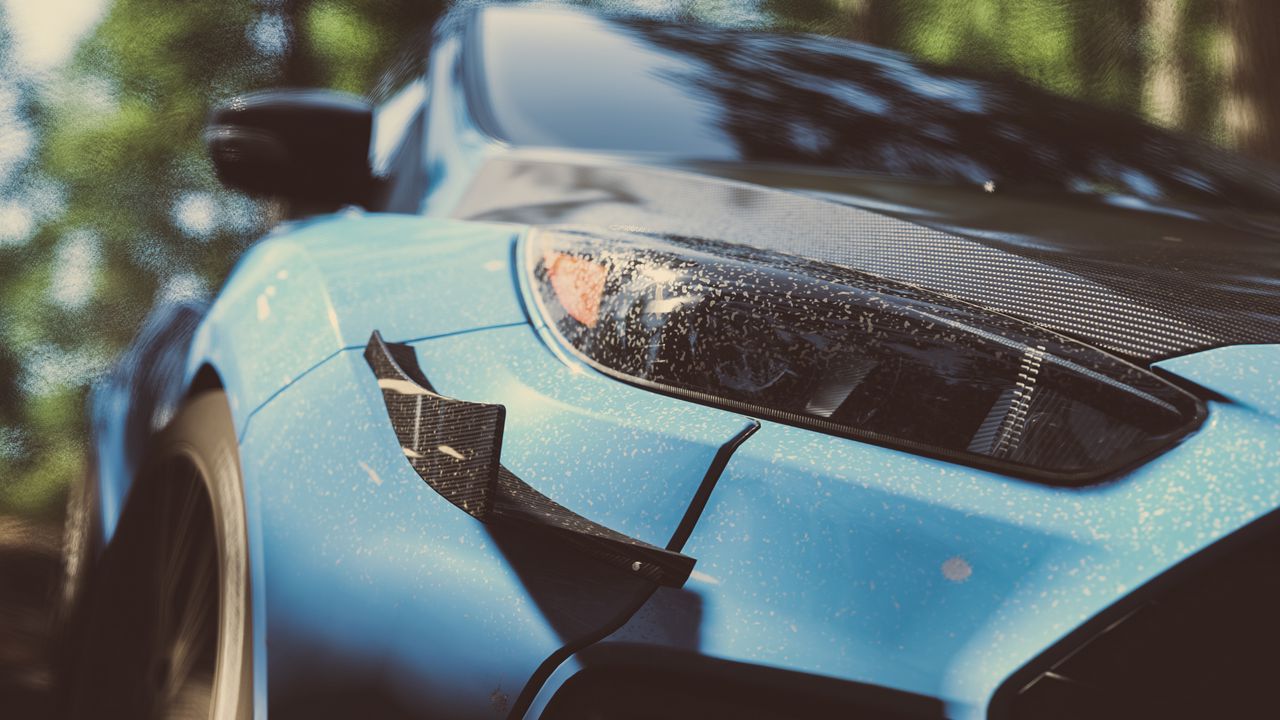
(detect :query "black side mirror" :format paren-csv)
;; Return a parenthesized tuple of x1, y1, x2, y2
(205, 90, 373, 210)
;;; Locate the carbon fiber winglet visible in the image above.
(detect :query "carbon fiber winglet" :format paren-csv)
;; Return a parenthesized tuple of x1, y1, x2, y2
(364, 330, 696, 587)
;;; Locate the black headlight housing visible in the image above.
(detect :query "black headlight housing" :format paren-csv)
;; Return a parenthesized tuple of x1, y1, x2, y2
(524, 228, 1204, 484)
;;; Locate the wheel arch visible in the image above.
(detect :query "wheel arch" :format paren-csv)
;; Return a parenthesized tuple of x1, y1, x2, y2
(92, 212, 525, 551)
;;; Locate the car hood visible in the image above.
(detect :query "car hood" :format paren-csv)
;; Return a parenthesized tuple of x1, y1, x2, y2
(452, 152, 1280, 366)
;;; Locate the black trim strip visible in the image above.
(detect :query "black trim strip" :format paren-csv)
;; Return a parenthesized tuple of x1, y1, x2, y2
(547, 643, 947, 719)
(666, 420, 759, 552)
(506, 587, 657, 720)
(505, 422, 760, 720)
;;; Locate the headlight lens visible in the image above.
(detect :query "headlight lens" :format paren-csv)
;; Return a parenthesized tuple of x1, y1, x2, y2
(526, 228, 1203, 483)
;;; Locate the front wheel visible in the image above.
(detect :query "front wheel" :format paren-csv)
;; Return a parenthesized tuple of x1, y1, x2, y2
(66, 391, 252, 720)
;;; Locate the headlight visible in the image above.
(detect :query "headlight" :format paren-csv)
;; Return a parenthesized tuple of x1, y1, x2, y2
(524, 228, 1203, 484)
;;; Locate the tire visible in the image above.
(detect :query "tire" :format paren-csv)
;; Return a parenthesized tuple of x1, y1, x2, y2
(66, 391, 252, 720)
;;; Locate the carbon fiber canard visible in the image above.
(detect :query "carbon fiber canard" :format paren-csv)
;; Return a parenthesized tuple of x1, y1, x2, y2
(364, 330, 695, 587)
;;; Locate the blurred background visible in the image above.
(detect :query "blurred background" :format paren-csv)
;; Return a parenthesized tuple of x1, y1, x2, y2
(0, 0, 1275, 713)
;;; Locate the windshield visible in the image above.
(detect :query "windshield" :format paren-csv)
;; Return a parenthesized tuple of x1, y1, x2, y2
(474, 7, 1280, 213)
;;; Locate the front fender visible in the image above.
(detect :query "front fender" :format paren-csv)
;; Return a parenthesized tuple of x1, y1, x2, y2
(187, 212, 529, 440)
(94, 213, 527, 549)
(236, 323, 755, 717)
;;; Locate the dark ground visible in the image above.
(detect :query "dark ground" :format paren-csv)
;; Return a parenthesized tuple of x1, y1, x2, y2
(0, 515, 61, 720)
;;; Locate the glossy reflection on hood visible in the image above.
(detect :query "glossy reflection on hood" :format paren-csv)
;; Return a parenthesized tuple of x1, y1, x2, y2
(475, 6, 1280, 214)
(526, 228, 1203, 483)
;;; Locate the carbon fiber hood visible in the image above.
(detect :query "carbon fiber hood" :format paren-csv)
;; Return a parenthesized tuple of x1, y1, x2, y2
(454, 155, 1280, 364)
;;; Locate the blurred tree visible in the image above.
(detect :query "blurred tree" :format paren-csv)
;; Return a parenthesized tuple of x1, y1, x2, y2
(760, 0, 897, 44)
(2, 0, 443, 517)
(1073, 0, 1144, 113)
(0, 1, 67, 516)
(1143, 0, 1186, 127)
(1223, 0, 1280, 164)
(751, 0, 1257, 148)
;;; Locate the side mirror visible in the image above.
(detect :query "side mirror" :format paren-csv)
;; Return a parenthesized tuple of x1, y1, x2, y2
(205, 90, 373, 210)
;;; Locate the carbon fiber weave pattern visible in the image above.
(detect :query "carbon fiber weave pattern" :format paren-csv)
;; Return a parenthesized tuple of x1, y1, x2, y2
(490, 467, 691, 585)
(456, 159, 1280, 362)
(364, 331, 694, 586)
(364, 331, 501, 518)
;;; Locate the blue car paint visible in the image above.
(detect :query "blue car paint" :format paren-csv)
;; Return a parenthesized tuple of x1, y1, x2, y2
(238, 324, 755, 716)
(521, 345, 1280, 719)
(240, 313, 1280, 719)
(240, 349, 565, 718)
(92, 189, 1280, 715)
(711, 395, 1279, 718)
(145, 208, 759, 716)
(421, 27, 501, 219)
(229, 217, 1280, 715)
(90, 380, 129, 542)
(81, 213, 535, 716)
(408, 325, 758, 548)
(97, 213, 526, 545)
(1155, 344, 1280, 419)
(185, 212, 526, 434)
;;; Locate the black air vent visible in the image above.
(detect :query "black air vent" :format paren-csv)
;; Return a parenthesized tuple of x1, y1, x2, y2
(994, 514, 1280, 720)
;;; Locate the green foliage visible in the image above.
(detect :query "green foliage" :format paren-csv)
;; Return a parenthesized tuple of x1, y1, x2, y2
(1, 0, 443, 517)
(901, 0, 1086, 96)
(306, 1, 383, 94)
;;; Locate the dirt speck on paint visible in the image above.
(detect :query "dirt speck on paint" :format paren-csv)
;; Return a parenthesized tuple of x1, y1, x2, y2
(942, 556, 972, 582)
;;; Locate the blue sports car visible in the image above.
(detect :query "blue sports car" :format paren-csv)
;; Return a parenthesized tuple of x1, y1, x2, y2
(62, 5, 1280, 720)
